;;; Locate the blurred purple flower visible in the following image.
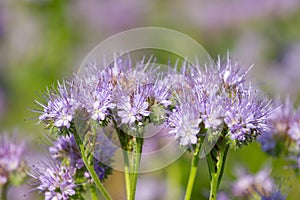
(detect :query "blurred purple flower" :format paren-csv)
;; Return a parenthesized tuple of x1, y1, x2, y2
(185, 0, 300, 31)
(217, 192, 229, 200)
(288, 122, 300, 145)
(49, 133, 115, 181)
(0, 134, 26, 185)
(259, 98, 300, 157)
(71, 0, 149, 32)
(267, 44, 300, 97)
(232, 167, 286, 199)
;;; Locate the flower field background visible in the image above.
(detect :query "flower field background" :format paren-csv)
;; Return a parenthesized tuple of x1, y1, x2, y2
(1, 0, 300, 199)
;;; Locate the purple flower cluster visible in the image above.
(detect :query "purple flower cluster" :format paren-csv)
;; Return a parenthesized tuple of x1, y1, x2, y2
(50, 134, 113, 181)
(168, 102, 202, 146)
(167, 55, 273, 147)
(33, 163, 77, 200)
(36, 55, 273, 148)
(31, 133, 116, 199)
(36, 82, 79, 129)
(0, 134, 27, 186)
(259, 98, 300, 170)
(49, 135, 84, 169)
(218, 167, 286, 200)
(117, 90, 150, 125)
(36, 56, 171, 132)
(233, 167, 286, 200)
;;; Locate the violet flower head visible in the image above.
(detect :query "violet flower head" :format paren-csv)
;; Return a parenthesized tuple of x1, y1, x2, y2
(117, 89, 150, 125)
(151, 79, 172, 107)
(232, 167, 286, 199)
(0, 134, 26, 186)
(288, 121, 300, 145)
(80, 79, 115, 122)
(93, 160, 108, 181)
(169, 55, 273, 147)
(224, 86, 273, 144)
(168, 98, 202, 146)
(259, 98, 300, 158)
(200, 96, 225, 131)
(32, 163, 77, 200)
(36, 81, 79, 129)
(49, 135, 84, 169)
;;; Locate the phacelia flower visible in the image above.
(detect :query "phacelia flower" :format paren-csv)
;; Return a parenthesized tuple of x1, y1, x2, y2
(32, 163, 77, 200)
(49, 135, 84, 169)
(0, 134, 27, 186)
(75, 68, 116, 122)
(231, 167, 286, 200)
(168, 101, 202, 146)
(117, 91, 150, 125)
(259, 99, 299, 154)
(224, 87, 272, 143)
(36, 81, 79, 129)
(167, 55, 273, 148)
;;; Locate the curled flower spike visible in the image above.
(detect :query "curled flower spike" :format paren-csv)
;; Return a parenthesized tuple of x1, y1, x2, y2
(49, 134, 115, 181)
(49, 135, 84, 169)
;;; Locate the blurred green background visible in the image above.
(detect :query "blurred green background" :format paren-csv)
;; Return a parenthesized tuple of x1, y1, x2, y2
(1, 0, 300, 199)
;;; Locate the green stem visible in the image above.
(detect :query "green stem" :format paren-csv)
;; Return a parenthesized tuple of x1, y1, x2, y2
(206, 139, 229, 200)
(123, 151, 132, 200)
(73, 131, 112, 200)
(130, 137, 143, 200)
(184, 144, 201, 200)
(90, 184, 98, 200)
(1, 182, 8, 200)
